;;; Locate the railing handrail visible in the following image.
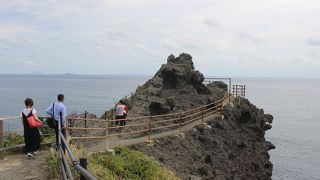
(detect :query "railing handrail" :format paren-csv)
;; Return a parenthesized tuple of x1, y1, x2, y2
(69, 92, 230, 140)
(58, 115, 96, 180)
(0, 116, 21, 121)
(70, 94, 227, 123)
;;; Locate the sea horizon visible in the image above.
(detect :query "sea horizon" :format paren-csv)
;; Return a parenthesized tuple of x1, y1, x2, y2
(1, 73, 319, 79)
(1, 74, 320, 179)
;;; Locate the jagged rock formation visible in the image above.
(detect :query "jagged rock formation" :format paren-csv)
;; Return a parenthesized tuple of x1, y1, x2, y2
(125, 53, 274, 179)
(132, 98, 275, 180)
(74, 52, 274, 179)
(128, 53, 226, 117)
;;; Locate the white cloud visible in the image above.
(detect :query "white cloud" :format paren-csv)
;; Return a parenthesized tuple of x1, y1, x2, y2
(0, 0, 319, 76)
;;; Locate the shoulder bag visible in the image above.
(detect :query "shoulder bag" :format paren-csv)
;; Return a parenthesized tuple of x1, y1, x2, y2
(27, 108, 42, 128)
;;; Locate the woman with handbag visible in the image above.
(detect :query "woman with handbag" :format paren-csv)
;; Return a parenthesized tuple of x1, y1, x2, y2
(21, 98, 42, 158)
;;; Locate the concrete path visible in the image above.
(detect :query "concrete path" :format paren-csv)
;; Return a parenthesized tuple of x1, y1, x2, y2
(0, 150, 49, 180)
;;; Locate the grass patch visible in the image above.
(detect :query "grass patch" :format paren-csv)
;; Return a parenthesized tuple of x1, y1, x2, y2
(90, 146, 179, 180)
(46, 146, 179, 180)
(4, 133, 24, 147)
(4, 132, 55, 148)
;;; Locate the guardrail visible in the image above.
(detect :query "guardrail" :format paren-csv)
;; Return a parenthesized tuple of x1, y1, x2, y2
(0, 114, 81, 158)
(57, 116, 96, 180)
(0, 114, 96, 179)
(68, 92, 231, 149)
(233, 84, 246, 98)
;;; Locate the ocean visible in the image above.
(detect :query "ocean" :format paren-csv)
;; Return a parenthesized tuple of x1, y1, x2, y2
(0, 75, 319, 180)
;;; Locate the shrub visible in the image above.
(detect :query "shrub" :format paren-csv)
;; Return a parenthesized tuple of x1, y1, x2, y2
(46, 146, 179, 180)
(4, 133, 24, 147)
(90, 146, 179, 180)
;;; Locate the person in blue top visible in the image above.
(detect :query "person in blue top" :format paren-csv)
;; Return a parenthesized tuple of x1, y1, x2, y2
(46, 94, 67, 151)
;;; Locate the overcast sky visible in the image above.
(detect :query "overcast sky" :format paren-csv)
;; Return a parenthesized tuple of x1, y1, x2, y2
(0, 0, 319, 77)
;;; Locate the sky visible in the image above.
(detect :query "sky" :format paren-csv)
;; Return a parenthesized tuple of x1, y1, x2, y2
(0, 0, 319, 77)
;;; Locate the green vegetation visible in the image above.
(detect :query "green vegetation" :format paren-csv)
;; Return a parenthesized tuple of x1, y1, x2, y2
(46, 146, 179, 180)
(4, 131, 54, 148)
(4, 133, 24, 147)
(46, 144, 85, 179)
(90, 146, 179, 180)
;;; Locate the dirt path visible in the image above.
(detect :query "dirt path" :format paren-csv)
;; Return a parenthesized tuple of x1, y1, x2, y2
(0, 150, 49, 180)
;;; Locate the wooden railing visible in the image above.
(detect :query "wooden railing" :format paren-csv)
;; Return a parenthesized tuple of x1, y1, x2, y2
(0, 113, 83, 160)
(67, 92, 231, 147)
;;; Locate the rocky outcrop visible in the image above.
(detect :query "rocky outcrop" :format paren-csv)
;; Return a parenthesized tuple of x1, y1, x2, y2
(128, 53, 226, 117)
(74, 52, 274, 179)
(132, 98, 275, 179)
(122, 53, 275, 179)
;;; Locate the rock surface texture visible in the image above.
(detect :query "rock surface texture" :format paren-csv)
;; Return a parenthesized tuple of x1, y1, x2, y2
(127, 53, 274, 179)
(133, 99, 275, 180)
(128, 53, 226, 116)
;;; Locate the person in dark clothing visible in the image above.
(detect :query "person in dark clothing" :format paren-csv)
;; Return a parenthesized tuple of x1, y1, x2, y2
(21, 98, 42, 158)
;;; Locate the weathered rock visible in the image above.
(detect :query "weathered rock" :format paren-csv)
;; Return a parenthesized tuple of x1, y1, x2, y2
(128, 53, 227, 116)
(263, 114, 273, 123)
(133, 98, 274, 180)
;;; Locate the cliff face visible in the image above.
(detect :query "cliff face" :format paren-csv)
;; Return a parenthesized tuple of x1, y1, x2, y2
(128, 53, 227, 117)
(132, 99, 275, 179)
(128, 53, 275, 179)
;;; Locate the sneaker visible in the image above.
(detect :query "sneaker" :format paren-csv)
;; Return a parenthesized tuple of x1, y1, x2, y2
(27, 152, 36, 158)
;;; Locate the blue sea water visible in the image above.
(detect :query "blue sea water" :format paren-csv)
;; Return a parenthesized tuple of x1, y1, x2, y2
(0, 75, 319, 180)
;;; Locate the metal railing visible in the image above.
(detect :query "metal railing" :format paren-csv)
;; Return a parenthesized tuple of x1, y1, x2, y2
(233, 84, 246, 98)
(57, 116, 96, 180)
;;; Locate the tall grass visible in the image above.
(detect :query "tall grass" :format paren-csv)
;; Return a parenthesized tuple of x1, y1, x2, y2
(45, 146, 179, 180)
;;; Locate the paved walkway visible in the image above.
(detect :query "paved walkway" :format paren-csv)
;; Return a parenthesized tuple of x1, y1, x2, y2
(0, 150, 49, 180)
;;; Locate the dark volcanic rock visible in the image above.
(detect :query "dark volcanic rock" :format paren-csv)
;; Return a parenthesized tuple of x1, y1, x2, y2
(78, 53, 274, 179)
(128, 53, 226, 116)
(132, 98, 274, 180)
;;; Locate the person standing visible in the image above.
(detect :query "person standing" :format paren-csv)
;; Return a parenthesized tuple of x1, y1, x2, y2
(21, 98, 42, 158)
(115, 100, 128, 126)
(46, 94, 67, 151)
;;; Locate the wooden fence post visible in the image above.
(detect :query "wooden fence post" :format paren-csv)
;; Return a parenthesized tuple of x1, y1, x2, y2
(146, 116, 152, 144)
(105, 111, 109, 150)
(68, 117, 72, 137)
(84, 111, 88, 132)
(0, 120, 4, 160)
